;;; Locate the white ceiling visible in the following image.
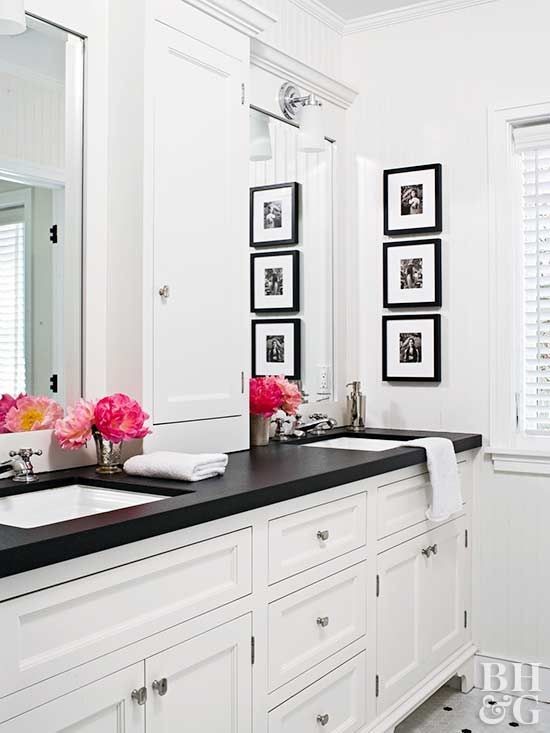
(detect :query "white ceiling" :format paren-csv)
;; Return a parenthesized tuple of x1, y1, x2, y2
(319, 0, 431, 20)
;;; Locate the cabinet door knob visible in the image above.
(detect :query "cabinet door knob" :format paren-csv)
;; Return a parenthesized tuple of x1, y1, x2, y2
(317, 529, 329, 542)
(131, 687, 147, 705)
(316, 616, 329, 628)
(422, 546, 432, 558)
(431, 543, 438, 555)
(317, 714, 330, 726)
(152, 678, 168, 696)
(159, 285, 170, 298)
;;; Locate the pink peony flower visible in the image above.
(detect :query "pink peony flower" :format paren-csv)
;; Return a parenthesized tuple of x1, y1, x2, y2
(0, 393, 24, 433)
(94, 393, 151, 444)
(5, 395, 63, 433)
(54, 399, 95, 450)
(274, 377, 302, 416)
(249, 377, 283, 418)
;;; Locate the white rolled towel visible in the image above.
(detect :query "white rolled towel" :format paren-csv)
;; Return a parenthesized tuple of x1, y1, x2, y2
(124, 451, 228, 482)
(404, 438, 463, 522)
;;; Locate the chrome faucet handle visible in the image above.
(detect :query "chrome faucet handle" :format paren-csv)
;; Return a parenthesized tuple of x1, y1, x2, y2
(309, 412, 328, 421)
(8, 448, 42, 483)
(271, 416, 292, 442)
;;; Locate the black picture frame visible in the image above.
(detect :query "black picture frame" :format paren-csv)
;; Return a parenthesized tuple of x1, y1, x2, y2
(382, 314, 441, 383)
(250, 182, 299, 247)
(383, 239, 442, 308)
(250, 250, 300, 313)
(252, 318, 301, 380)
(383, 163, 442, 236)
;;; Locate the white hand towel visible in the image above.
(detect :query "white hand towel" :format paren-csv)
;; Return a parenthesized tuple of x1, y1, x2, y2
(124, 451, 229, 482)
(405, 438, 463, 522)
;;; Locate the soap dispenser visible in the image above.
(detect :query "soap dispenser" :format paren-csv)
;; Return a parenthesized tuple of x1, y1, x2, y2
(346, 381, 366, 432)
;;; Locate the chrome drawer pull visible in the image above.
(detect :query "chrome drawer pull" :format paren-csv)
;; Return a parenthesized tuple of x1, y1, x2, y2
(317, 714, 330, 726)
(316, 616, 329, 628)
(317, 529, 329, 542)
(131, 687, 147, 705)
(152, 678, 168, 696)
(422, 546, 432, 558)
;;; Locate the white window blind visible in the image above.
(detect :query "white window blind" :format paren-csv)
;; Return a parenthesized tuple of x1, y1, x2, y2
(515, 124, 550, 433)
(0, 206, 25, 396)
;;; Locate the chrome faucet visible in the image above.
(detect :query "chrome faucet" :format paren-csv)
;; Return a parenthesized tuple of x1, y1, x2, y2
(0, 449, 43, 483)
(293, 413, 337, 438)
(346, 381, 366, 432)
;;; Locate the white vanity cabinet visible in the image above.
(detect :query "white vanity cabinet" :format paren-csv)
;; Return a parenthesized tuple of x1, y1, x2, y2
(0, 451, 477, 733)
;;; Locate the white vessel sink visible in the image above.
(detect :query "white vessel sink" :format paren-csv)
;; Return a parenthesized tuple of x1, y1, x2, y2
(303, 437, 407, 452)
(0, 484, 168, 529)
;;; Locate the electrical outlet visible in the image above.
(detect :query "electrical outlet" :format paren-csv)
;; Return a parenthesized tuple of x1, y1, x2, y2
(318, 365, 330, 395)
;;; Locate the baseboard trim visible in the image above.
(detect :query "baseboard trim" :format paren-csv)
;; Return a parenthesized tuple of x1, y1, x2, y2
(475, 654, 550, 704)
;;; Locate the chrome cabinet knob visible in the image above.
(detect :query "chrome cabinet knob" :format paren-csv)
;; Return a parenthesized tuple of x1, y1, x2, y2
(317, 529, 329, 542)
(131, 687, 147, 705)
(159, 285, 170, 298)
(152, 678, 168, 696)
(316, 616, 329, 628)
(317, 714, 330, 726)
(422, 546, 432, 558)
(431, 543, 438, 555)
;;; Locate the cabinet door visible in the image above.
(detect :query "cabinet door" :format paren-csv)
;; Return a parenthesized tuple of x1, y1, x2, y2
(376, 533, 428, 711)
(423, 518, 468, 668)
(0, 664, 144, 732)
(145, 615, 252, 733)
(152, 21, 248, 424)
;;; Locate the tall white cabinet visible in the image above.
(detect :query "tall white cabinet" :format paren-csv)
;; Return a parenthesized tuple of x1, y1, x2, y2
(108, 0, 275, 452)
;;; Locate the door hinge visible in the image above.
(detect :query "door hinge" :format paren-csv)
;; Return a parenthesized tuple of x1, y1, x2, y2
(464, 610, 468, 629)
(376, 574, 380, 598)
(241, 83, 245, 105)
(49, 224, 58, 244)
(241, 371, 245, 394)
(375, 674, 380, 698)
(465, 529, 469, 548)
(49, 374, 58, 393)
(251, 635, 255, 665)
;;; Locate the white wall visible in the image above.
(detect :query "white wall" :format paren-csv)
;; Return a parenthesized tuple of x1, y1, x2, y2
(343, 0, 550, 668)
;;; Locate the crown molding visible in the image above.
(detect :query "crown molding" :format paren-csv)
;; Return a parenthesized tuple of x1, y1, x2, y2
(288, 0, 345, 33)
(250, 39, 358, 109)
(184, 0, 277, 37)
(343, 0, 498, 34)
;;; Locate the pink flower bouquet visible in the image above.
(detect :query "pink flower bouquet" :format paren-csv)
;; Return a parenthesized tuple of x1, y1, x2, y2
(249, 377, 283, 418)
(55, 393, 151, 450)
(0, 394, 62, 433)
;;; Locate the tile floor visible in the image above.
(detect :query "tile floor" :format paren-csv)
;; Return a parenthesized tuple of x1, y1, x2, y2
(396, 685, 550, 732)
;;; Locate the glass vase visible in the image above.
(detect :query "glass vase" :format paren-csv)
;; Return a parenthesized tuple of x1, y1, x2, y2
(250, 414, 270, 447)
(93, 428, 123, 474)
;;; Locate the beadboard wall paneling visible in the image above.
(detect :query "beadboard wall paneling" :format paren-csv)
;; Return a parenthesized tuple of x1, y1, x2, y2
(256, 0, 343, 80)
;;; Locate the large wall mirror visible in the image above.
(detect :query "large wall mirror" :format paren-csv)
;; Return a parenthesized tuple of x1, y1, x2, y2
(0, 16, 84, 430)
(250, 108, 335, 403)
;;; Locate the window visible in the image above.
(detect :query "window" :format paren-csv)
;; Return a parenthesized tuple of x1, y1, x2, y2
(515, 124, 550, 435)
(0, 206, 26, 395)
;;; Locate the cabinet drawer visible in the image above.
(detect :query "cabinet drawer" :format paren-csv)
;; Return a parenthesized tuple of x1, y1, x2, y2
(268, 493, 367, 584)
(377, 464, 464, 540)
(268, 563, 366, 690)
(269, 651, 366, 733)
(0, 528, 252, 697)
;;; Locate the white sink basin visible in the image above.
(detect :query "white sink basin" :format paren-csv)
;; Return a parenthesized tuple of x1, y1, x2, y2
(303, 437, 407, 452)
(0, 484, 168, 529)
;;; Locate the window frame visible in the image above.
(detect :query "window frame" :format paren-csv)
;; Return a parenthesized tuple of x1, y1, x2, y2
(489, 99, 550, 469)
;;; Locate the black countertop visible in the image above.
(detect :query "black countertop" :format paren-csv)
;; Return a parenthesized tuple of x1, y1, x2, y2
(0, 428, 481, 579)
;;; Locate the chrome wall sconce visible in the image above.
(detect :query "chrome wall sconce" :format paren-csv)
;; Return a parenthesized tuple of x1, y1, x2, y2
(279, 82, 325, 153)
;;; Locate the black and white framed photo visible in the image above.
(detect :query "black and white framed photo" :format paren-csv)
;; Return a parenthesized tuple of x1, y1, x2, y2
(383, 164, 442, 236)
(383, 239, 442, 308)
(252, 319, 301, 379)
(382, 314, 441, 382)
(250, 182, 299, 247)
(251, 250, 300, 313)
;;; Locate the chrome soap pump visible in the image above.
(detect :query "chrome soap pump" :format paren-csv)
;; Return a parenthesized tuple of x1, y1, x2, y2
(346, 381, 366, 432)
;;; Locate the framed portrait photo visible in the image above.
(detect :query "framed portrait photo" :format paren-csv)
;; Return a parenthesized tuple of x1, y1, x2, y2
(251, 250, 300, 313)
(383, 164, 442, 236)
(252, 319, 301, 380)
(383, 239, 442, 308)
(250, 182, 299, 247)
(382, 314, 441, 382)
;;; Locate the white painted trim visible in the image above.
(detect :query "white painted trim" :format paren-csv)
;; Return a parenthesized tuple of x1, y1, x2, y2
(475, 654, 550, 704)
(0, 159, 64, 187)
(287, 0, 344, 33)
(183, 0, 276, 36)
(250, 39, 358, 110)
(486, 447, 550, 475)
(343, 0, 499, 34)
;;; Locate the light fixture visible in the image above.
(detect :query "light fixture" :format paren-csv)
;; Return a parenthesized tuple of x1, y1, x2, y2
(250, 109, 272, 162)
(0, 0, 26, 34)
(278, 82, 324, 154)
